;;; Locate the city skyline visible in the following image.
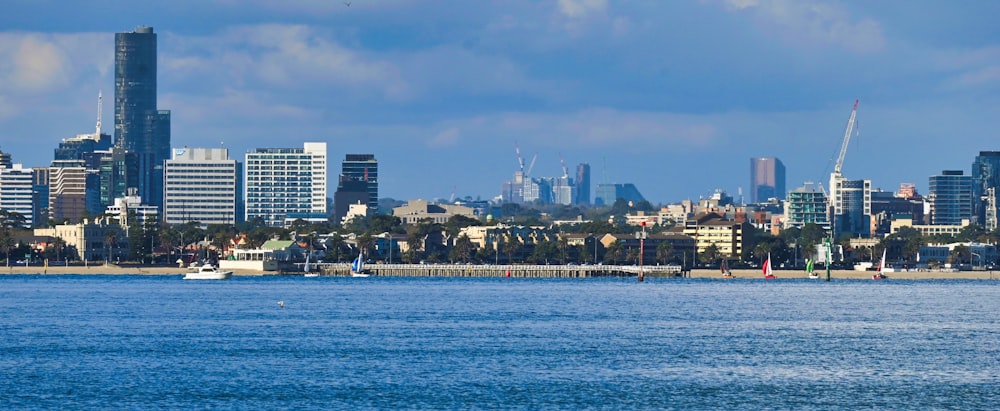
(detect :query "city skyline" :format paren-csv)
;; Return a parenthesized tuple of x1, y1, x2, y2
(1, 1, 998, 204)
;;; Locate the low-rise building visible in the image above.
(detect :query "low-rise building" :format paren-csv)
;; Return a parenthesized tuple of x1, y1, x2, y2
(393, 199, 475, 224)
(34, 218, 126, 262)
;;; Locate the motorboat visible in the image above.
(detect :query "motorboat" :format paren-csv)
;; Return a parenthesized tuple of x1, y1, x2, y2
(183, 263, 233, 280)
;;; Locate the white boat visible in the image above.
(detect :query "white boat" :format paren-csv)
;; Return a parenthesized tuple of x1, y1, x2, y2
(350, 251, 369, 277)
(873, 248, 888, 280)
(807, 258, 820, 279)
(184, 263, 233, 280)
(303, 253, 319, 277)
(763, 253, 776, 279)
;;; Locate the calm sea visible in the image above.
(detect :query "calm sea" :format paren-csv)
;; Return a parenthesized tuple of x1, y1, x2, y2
(1, 275, 997, 410)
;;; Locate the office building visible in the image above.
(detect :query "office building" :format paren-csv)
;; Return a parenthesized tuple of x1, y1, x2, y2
(115, 26, 169, 208)
(831, 178, 871, 238)
(245, 142, 327, 226)
(575, 163, 591, 205)
(31, 168, 49, 227)
(972, 151, 1000, 229)
(333, 175, 369, 224)
(750, 157, 786, 203)
(99, 147, 139, 209)
(929, 170, 973, 226)
(594, 183, 645, 206)
(0, 164, 34, 227)
(340, 154, 378, 210)
(783, 182, 829, 230)
(164, 148, 241, 226)
(49, 160, 91, 224)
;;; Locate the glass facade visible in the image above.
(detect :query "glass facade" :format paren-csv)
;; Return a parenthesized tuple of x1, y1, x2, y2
(784, 183, 829, 230)
(575, 163, 590, 205)
(114, 26, 168, 208)
(929, 170, 973, 226)
(750, 157, 786, 203)
(972, 151, 1000, 229)
(341, 154, 378, 210)
(245, 143, 327, 226)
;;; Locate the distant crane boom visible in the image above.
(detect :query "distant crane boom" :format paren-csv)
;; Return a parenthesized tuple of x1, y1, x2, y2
(833, 99, 859, 175)
(560, 154, 568, 178)
(515, 142, 525, 173)
(526, 154, 537, 177)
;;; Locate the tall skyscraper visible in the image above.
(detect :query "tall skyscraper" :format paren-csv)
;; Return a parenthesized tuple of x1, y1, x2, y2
(114, 26, 168, 208)
(164, 148, 241, 226)
(972, 151, 1000, 229)
(340, 154, 378, 210)
(575, 163, 591, 205)
(750, 157, 786, 203)
(929, 170, 973, 226)
(245, 143, 327, 226)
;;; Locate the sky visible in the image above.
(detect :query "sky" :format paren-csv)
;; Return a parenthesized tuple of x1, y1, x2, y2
(1, 0, 999, 205)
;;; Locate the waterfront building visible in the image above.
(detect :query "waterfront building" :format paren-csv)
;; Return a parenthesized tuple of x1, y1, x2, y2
(928, 170, 973, 226)
(163, 148, 241, 226)
(245, 142, 327, 226)
(341, 154, 378, 211)
(681, 212, 753, 260)
(392, 199, 475, 225)
(594, 183, 645, 206)
(0, 164, 34, 227)
(105, 190, 159, 228)
(115, 26, 169, 208)
(972, 151, 1000, 229)
(33, 219, 126, 262)
(750, 157, 786, 203)
(599, 232, 696, 265)
(784, 182, 830, 230)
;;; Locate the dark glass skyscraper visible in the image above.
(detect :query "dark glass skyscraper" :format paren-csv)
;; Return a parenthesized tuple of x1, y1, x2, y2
(341, 154, 379, 210)
(114, 26, 168, 207)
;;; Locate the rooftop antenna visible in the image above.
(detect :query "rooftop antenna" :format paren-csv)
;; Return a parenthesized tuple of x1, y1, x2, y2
(95, 90, 102, 139)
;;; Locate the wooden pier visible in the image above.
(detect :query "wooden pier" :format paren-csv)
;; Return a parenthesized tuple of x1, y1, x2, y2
(312, 263, 689, 278)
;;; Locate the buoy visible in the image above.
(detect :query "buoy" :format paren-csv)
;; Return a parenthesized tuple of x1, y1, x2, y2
(506, 269, 510, 278)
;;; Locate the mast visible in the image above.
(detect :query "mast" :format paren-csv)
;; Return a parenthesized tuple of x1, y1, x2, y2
(95, 90, 103, 139)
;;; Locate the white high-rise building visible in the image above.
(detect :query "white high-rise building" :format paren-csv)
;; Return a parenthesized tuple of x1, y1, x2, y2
(0, 164, 35, 227)
(164, 148, 240, 226)
(245, 142, 327, 226)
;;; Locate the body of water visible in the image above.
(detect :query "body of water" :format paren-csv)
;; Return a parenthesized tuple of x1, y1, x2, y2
(1, 275, 997, 410)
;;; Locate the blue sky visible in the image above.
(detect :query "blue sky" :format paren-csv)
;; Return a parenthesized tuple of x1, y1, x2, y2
(1, 0, 998, 204)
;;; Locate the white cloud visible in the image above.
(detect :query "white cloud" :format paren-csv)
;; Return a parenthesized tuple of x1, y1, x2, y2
(428, 127, 460, 147)
(0, 32, 107, 95)
(557, 0, 608, 19)
(715, 0, 886, 53)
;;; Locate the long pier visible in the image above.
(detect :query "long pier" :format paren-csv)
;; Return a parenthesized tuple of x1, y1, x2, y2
(310, 263, 689, 278)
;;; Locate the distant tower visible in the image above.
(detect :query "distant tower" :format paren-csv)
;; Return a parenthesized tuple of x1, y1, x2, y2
(575, 163, 591, 205)
(972, 151, 1000, 229)
(114, 26, 168, 208)
(929, 170, 973, 226)
(750, 157, 786, 203)
(340, 154, 379, 211)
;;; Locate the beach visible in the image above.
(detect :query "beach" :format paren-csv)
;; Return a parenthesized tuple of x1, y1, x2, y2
(2, 264, 998, 280)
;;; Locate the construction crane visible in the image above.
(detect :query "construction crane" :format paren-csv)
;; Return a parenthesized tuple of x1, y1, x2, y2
(514, 142, 525, 174)
(833, 99, 859, 176)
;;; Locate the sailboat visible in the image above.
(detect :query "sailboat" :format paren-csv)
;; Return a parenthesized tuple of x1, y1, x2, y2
(763, 253, 776, 279)
(873, 248, 888, 280)
(721, 259, 734, 279)
(806, 258, 819, 279)
(350, 250, 369, 278)
(303, 252, 319, 277)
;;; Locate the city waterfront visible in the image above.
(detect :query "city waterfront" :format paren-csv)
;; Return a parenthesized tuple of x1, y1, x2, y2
(1, 275, 997, 409)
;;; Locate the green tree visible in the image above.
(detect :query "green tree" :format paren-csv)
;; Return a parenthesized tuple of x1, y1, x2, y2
(656, 241, 673, 265)
(449, 235, 475, 263)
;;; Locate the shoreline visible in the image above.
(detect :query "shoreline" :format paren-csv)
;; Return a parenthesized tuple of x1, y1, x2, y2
(1, 265, 998, 280)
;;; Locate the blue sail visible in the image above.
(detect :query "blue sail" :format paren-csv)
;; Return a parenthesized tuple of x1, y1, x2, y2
(351, 255, 363, 272)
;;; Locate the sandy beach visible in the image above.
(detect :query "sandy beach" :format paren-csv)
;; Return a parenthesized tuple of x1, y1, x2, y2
(2, 264, 998, 280)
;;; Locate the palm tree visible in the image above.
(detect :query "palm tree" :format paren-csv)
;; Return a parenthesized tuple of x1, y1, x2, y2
(104, 229, 118, 264)
(656, 242, 673, 265)
(51, 236, 66, 263)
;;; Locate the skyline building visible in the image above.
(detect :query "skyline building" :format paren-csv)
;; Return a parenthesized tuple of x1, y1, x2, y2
(928, 170, 973, 226)
(972, 151, 1000, 230)
(831, 178, 871, 238)
(783, 182, 829, 231)
(594, 183, 645, 206)
(164, 148, 241, 226)
(31, 167, 49, 227)
(114, 26, 169, 208)
(245, 142, 327, 226)
(340, 154, 378, 211)
(575, 163, 591, 205)
(48, 160, 94, 224)
(333, 175, 370, 224)
(750, 157, 786, 203)
(0, 164, 35, 227)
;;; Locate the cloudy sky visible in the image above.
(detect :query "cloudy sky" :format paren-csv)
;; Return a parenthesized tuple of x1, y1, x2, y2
(1, 0, 998, 204)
